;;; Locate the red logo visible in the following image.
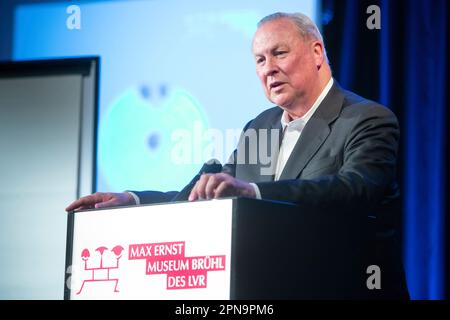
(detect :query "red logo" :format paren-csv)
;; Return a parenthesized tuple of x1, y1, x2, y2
(76, 245, 124, 295)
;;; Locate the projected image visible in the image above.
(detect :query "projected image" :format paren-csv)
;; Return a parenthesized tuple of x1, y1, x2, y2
(99, 84, 208, 191)
(14, 0, 318, 192)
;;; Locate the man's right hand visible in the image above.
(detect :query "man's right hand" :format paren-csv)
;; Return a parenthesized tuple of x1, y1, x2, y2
(65, 192, 136, 212)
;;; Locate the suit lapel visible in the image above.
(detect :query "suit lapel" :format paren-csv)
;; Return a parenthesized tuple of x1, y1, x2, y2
(278, 83, 345, 180)
(257, 115, 283, 182)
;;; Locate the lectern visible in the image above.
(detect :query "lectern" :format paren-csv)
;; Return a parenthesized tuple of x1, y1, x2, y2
(65, 198, 375, 300)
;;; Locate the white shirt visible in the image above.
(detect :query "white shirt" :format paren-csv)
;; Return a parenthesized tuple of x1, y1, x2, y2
(251, 78, 334, 199)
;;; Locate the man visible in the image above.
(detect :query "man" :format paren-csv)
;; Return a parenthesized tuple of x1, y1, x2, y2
(66, 12, 408, 298)
(66, 12, 399, 212)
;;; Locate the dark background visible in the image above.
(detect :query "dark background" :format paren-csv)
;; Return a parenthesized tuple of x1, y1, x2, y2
(321, 0, 448, 299)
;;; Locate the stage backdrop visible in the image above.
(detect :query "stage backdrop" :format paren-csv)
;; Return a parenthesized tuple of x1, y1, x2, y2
(13, 0, 318, 194)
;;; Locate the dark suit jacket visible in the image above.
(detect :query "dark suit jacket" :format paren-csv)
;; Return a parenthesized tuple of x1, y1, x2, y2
(137, 82, 399, 208)
(223, 81, 400, 215)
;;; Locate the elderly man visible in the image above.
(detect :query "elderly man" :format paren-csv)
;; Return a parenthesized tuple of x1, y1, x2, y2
(67, 12, 399, 212)
(66, 12, 408, 299)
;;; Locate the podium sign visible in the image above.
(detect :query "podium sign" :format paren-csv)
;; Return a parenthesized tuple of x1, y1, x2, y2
(66, 197, 380, 299)
(65, 199, 233, 300)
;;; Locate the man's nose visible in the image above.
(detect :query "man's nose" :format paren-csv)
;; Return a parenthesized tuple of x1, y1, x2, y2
(263, 58, 278, 77)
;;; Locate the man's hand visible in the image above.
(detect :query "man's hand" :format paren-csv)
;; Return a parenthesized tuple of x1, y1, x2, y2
(65, 192, 136, 212)
(188, 173, 256, 201)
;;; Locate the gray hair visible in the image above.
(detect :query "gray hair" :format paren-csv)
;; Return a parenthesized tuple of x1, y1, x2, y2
(257, 12, 329, 62)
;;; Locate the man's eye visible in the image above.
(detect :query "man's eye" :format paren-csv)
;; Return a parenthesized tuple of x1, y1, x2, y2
(256, 58, 264, 64)
(275, 51, 287, 56)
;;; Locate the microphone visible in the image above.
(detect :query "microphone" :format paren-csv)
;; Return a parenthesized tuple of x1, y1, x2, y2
(171, 159, 222, 202)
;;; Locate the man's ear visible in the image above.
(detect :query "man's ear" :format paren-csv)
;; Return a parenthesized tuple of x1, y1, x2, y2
(312, 41, 325, 69)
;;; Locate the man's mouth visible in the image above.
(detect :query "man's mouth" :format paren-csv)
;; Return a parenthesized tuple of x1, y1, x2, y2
(269, 82, 285, 90)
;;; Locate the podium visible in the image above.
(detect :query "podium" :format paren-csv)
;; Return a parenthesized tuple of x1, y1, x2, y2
(65, 198, 376, 299)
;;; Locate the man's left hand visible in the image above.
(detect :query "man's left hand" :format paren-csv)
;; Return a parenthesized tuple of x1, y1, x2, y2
(188, 173, 256, 201)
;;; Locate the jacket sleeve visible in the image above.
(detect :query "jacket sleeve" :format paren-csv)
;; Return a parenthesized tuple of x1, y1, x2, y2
(129, 190, 179, 204)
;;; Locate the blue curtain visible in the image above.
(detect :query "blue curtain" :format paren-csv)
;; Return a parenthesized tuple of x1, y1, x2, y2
(402, 0, 447, 300)
(322, 0, 448, 299)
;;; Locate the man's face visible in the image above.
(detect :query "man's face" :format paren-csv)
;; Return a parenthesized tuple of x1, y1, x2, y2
(252, 18, 320, 111)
